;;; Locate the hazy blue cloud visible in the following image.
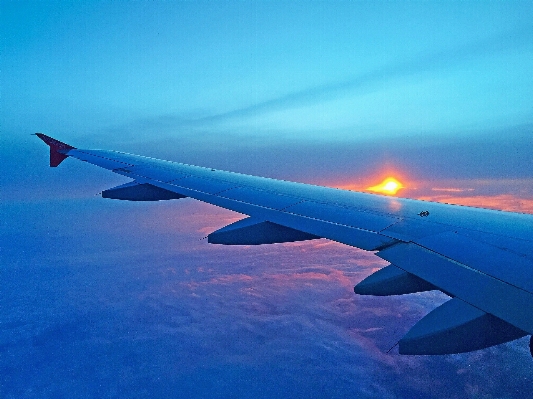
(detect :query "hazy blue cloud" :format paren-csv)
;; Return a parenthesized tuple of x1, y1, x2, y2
(74, 122, 533, 182)
(2, 123, 532, 208)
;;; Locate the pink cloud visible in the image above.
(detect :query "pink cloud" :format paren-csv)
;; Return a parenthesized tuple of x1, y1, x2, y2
(329, 176, 533, 214)
(417, 194, 533, 213)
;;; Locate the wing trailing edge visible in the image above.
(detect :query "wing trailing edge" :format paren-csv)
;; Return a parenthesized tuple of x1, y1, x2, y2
(378, 242, 533, 335)
(354, 264, 436, 296)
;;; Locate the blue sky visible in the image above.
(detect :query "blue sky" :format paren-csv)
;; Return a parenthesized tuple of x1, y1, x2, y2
(3, 1, 532, 139)
(2, 0, 533, 193)
(2, 1, 533, 398)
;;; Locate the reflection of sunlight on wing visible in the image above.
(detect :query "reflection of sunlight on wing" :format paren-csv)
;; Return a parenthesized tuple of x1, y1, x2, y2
(366, 177, 404, 195)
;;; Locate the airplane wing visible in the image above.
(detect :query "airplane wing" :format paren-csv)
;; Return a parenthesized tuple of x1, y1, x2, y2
(35, 133, 533, 357)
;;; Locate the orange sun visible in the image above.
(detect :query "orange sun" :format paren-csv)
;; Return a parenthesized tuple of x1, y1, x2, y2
(366, 177, 404, 195)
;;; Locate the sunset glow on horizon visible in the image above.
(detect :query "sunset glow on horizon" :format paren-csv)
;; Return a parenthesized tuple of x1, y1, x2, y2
(366, 177, 405, 195)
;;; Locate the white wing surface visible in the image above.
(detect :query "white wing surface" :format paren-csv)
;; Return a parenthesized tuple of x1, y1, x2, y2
(36, 134, 533, 357)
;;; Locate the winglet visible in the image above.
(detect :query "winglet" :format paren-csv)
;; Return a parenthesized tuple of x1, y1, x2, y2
(34, 133, 76, 167)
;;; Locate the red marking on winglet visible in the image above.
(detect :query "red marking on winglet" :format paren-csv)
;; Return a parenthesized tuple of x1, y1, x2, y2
(34, 133, 76, 167)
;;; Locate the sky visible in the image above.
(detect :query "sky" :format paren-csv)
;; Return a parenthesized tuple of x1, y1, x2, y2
(2, 1, 533, 398)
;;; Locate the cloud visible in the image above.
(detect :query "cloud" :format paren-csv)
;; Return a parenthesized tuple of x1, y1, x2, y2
(3, 187, 533, 398)
(187, 26, 533, 125)
(417, 194, 533, 214)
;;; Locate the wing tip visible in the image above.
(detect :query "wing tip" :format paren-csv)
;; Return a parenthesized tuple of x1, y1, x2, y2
(34, 133, 76, 167)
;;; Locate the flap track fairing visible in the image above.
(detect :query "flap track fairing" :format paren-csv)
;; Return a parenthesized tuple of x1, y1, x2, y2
(102, 181, 187, 201)
(399, 298, 527, 355)
(354, 264, 436, 296)
(208, 217, 320, 245)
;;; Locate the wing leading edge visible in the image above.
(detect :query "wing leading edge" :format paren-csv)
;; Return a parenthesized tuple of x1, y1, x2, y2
(36, 134, 533, 358)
